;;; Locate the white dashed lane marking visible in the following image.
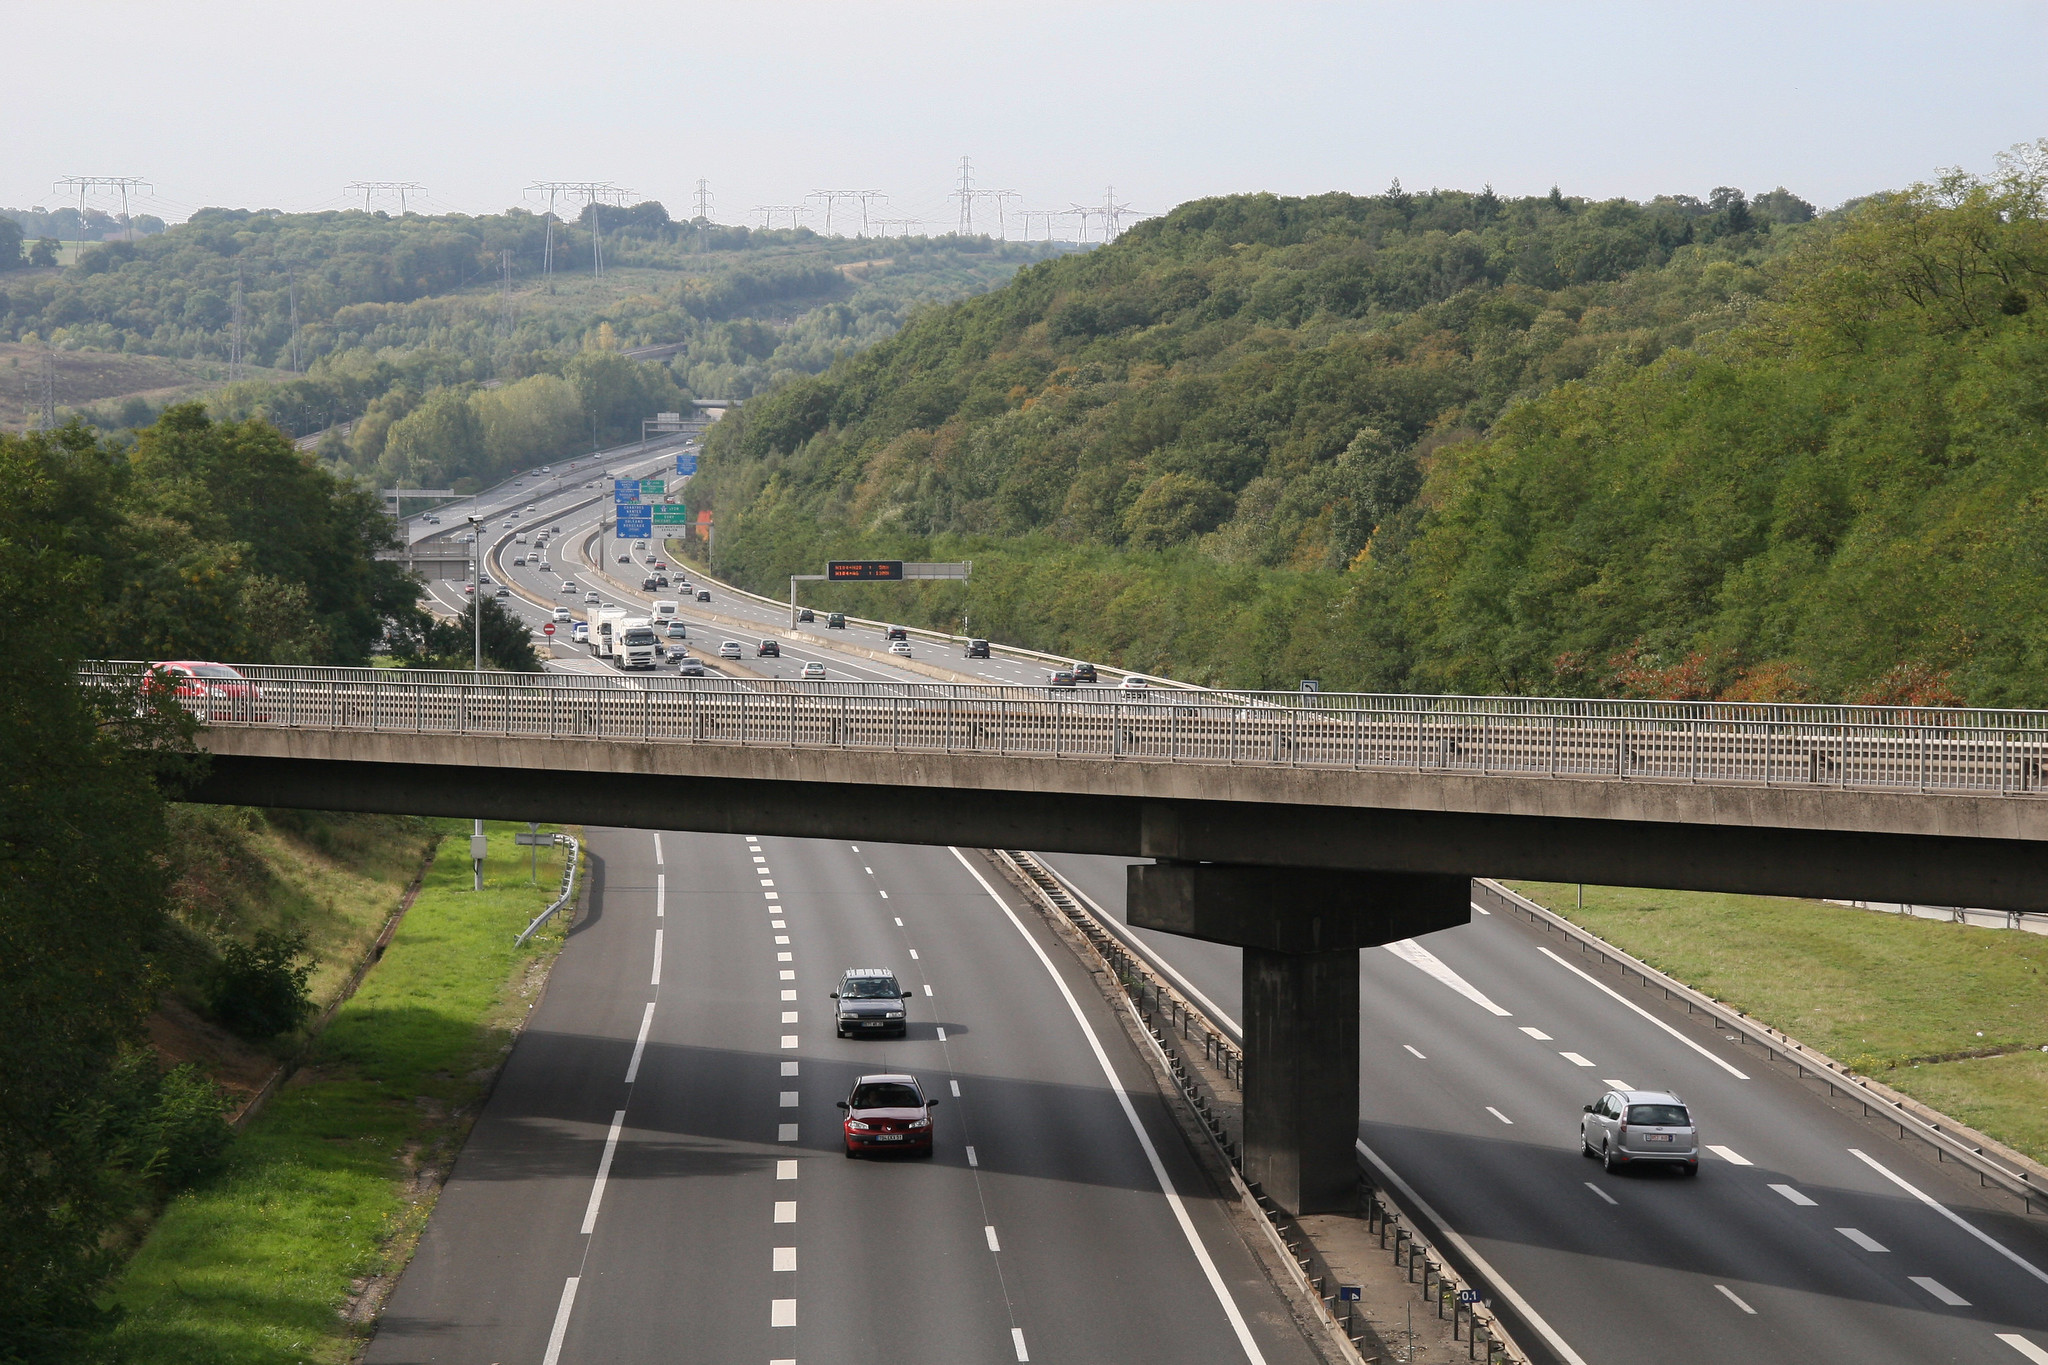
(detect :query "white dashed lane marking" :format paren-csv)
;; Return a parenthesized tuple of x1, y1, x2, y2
(1714, 1284, 1757, 1315)
(1911, 1276, 1970, 1307)
(1769, 1184, 1816, 1206)
(1403, 1045, 1426, 1059)
(1707, 1145, 1751, 1165)
(1585, 1183, 1617, 1205)
(1486, 1107, 1514, 1125)
(1837, 1228, 1887, 1252)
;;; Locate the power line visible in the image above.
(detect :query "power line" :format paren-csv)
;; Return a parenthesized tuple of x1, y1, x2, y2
(344, 180, 426, 213)
(526, 182, 626, 286)
(807, 189, 885, 235)
(53, 176, 152, 235)
(1071, 185, 1137, 242)
(694, 179, 713, 222)
(871, 219, 924, 238)
(752, 204, 808, 230)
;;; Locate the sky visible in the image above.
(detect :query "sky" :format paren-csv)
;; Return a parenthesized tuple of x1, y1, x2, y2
(7, 1, 2045, 235)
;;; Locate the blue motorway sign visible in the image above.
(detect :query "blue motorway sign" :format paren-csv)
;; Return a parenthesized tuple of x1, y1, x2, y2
(614, 478, 642, 503)
(615, 504, 653, 539)
(675, 452, 698, 476)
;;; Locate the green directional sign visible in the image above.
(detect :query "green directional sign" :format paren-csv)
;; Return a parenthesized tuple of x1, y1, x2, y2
(640, 478, 666, 496)
(652, 505, 691, 525)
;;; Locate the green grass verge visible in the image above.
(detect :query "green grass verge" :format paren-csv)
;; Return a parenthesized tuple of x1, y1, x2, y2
(99, 820, 574, 1364)
(1511, 882, 2048, 1164)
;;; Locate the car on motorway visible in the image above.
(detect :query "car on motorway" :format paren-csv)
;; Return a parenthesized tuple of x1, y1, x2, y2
(1581, 1090, 1699, 1174)
(461, 533, 476, 542)
(650, 559, 666, 570)
(463, 584, 476, 595)
(653, 573, 669, 588)
(1072, 662, 1098, 683)
(797, 607, 814, 622)
(717, 640, 743, 659)
(677, 657, 705, 676)
(696, 589, 712, 602)
(888, 640, 912, 657)
(552, 607, 572, 622)
(831, 968, 912, 1037)
(513, 555, 527, 567)
(757, 639, 781, 657)
(838, 1074, 937, 1158)
(965, 638, 990, 658)
(515, 533, 527, 544)
(617, 554, 632, 564)
(479, 573, 493, 584)
(885, 625, 908, 641)
(536, 559, 551, 572)
(561, 580, 577, 594)
(1048, 669, 1077, 688)
(827, 612, 846, 629)
(585, 591, 602, 604)
(494, 587, 511, 599)
(1120, 676, 1149, 690)
(801, 661, 826, 680)
(551, 524, 562, 533)
(572, 622, 590, 643)
(664, 620, 688, 640)
(642, 576, 659, 591)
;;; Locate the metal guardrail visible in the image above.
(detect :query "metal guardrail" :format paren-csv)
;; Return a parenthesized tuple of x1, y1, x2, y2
(514, 834, 581, 946)
(91, 661, 2048, 800)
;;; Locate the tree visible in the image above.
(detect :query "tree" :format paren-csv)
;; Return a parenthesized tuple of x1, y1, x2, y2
(0, 215, 23, 270)
(27, 237, 58, 268)
(388, 596, 540, 672)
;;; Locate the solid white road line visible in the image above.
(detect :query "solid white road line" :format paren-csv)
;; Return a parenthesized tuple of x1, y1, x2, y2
(774, 1246, 797, 1272)
(540, 1277, 580, 1365)
(650, 929, 663, 986)
(1910, 1276, 1970, 1306)
(624, 1003, 655, 1082)
(1403, 1045, 1427, 1059)
(1714, 1284, 1757, 1314)
(1998, 1334, 2048, 1363)
(771, 1298, 796, 1327)
(1837, 1228, 1889, 1252)
(1769, 1183, 1817, 1206)
(1520, 1027, 1553, 1040)
(1849, 1148, 2048, 1287)
(774, 1200, 796, 1222)
(1487, 1107, 1515, 1125)
(986, 1225, 1002, 1251)
(1560, 1052, 1596, 1067)
(1536, 945, 1751, 1080)
(1585, 1183, 1618, 1205)
(1012, 1326, 1031, 1361)
(1471, 901, 1492, 915)
(950, 847, 1270, 1365)
(1384, 939, 1513, 1015)
(579, 1110, 627, 1234)
(1707, 1145, 1752, 1165)
(655, 873, 664, 917)
(1038, 866, 1244, 1036)
(1357, 1139, 1591, 1365)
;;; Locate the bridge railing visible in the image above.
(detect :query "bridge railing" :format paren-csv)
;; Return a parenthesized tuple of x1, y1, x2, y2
(86, 663, 2048, 798)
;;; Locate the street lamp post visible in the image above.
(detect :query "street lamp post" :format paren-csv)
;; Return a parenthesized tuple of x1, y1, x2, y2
(468, 514, 486, 892)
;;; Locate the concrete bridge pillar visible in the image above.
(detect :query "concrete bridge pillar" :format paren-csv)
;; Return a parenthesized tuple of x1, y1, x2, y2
(1128, 862, 1469, 1214)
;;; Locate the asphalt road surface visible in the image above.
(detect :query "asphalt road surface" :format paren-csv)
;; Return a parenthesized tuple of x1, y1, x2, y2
(1036, 852, 2048, 1365)
(365, 831, 1321, 1364)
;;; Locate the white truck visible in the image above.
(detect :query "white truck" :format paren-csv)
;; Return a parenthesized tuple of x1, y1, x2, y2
(592, 607, 629, 663)
(616, 617, 660, 670)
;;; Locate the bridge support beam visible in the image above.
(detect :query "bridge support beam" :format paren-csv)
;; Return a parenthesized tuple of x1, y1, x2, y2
(1128, 863, 1469, 1214)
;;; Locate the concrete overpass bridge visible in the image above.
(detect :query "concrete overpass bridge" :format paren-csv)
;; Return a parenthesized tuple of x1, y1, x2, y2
(106, 662, 2048, 1213)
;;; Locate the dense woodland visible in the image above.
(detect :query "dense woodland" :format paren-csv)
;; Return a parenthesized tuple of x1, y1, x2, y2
(0, 204, 1062, 496)
(695, 151, 2048, 705)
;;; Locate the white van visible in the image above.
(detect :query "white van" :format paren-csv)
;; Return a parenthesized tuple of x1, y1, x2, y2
(652, 599, 680, 620)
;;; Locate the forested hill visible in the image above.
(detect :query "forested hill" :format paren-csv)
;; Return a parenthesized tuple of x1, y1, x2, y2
(695, 158, 2048, 706)
(0, 205, 1061, 493)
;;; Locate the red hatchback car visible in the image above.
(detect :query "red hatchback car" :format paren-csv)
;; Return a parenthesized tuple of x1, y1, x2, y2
(150, 661, 265, 720)
(839, 1074, 938, 1158)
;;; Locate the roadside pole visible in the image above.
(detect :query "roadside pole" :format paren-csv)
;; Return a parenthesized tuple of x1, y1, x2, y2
(468, 513, 486, 893)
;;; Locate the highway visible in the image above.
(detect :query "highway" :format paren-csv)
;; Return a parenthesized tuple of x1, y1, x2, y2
(380, 445, 2048, 1365)
(1036, 854, 2048, 1365)
(365, 829, 1323, 1364)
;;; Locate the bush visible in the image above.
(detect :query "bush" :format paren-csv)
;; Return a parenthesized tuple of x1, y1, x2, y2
(210, 928, 316, 1039)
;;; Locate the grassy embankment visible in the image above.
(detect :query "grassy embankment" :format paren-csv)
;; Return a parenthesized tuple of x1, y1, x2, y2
(1513, 883, 2048, 1164)
(102, 819, 575, 1363)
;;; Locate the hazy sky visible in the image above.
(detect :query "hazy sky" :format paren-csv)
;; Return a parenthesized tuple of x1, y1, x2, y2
(9, 1, 2045, 233)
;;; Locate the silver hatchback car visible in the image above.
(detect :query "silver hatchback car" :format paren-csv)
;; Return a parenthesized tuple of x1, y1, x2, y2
(1581, 1089, 1699, 1175)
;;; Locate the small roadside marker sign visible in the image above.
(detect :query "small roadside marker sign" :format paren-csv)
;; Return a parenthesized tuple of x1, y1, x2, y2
(1337, 1285, 1362, 1302)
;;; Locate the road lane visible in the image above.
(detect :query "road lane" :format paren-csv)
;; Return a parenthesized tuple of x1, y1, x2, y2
(367, 829, 1322, 1364)
(1034, 852, 2048, 1365)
